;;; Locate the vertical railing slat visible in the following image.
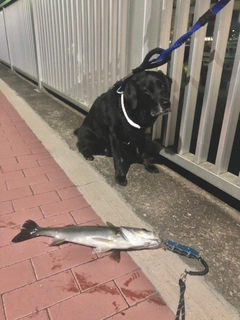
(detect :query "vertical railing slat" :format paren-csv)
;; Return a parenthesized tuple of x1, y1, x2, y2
(194, 0, 234, 164)
(101, 0, 109, 93)
(1, 8, 12, 66)
(178, 0, 210, 155)
(215, 34, 240, 175)
(162, 0, 191, 147)
(152, 0, 173, 141)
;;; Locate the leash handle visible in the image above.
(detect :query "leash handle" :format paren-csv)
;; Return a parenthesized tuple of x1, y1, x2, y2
(132, 47, 170, 73)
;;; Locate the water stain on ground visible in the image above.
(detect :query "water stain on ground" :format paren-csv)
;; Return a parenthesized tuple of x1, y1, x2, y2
(112, 301, 119, 312)
(50, 253, 62, 271)
(62, 278, 79, 293)
(74, 272, 99, 291)
(121, 288, 155, 302)
(123, 271, 140, 287)
(51, 264, 62, 271)
(0, 221, 17, 228)
(148, 295, 166, 306)
(88, 283, 119, 296)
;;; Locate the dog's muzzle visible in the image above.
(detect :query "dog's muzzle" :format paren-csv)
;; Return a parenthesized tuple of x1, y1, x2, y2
(151, 102, 171, 117)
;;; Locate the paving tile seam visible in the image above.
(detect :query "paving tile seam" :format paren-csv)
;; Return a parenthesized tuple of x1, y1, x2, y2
(69, 268, 82, 294)
(0, 243, 141, 288)
(0, 249, 55, 269)
(112, 277, 157, 308)
(0, 80, 239, 319)
(72, 265, 142, 294)
(5, 278, 141, 320)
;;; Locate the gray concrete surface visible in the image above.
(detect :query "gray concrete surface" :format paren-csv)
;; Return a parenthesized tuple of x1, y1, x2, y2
(1, 64, 240, 317)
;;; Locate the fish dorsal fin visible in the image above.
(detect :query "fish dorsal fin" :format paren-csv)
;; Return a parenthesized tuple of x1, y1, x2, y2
(109, 250, 121, 263)
(106, 221, 120, 235)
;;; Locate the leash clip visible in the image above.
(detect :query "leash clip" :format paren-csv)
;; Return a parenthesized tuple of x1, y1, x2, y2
(180, 271, 188, 282)
(117, 86, 123, 94)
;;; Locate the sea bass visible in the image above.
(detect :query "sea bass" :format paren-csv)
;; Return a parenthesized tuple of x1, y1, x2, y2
(12, 220, 161, 262)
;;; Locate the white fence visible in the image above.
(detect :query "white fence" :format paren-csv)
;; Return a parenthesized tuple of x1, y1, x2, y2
(0, 0, 239, 200)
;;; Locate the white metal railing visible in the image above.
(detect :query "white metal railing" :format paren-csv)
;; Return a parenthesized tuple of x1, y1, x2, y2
(0, 0, 239, 200)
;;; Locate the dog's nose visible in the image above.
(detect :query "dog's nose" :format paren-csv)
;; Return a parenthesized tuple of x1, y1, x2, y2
(159, 101, 171, 115)
(161, 100, 171, 109)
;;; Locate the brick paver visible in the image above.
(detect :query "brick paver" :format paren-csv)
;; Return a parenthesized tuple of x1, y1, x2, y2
(0, 91, 175, 319)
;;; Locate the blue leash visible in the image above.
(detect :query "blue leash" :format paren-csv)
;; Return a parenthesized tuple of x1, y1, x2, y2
(115, 0, 232, 91)
(132, 0, 232, 72)
(163, 240, 209, 320)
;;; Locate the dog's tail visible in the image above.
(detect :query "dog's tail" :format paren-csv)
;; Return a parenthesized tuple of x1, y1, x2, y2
(73, 128, 79, 136)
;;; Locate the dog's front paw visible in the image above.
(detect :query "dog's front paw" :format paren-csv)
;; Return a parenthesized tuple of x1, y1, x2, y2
(105, 148, 112, 157)
(115, 175, 127, 186)
(82, 154, 94, 161)
(144, 164, 159, 173)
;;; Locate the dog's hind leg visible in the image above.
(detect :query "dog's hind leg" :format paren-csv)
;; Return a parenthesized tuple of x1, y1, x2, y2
(77, 144, 94, 161)
(75, 128, 96, 161)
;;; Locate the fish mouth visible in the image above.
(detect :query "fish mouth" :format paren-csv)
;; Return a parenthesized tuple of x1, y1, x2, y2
(144, 238, 162, 248)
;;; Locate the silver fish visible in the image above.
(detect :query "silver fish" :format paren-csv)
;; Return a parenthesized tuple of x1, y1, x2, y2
(12, 220, 161, 262)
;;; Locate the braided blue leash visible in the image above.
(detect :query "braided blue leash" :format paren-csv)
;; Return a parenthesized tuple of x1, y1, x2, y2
(131, 0, 232, 72)
(154, 0, 232, 64)
(116, 0, 232, 92)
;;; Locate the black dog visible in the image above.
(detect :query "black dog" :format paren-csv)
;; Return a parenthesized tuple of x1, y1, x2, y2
(74, 70, 172, 186)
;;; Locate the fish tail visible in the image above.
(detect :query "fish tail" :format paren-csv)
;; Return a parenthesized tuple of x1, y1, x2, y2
(12, 220, 40, 243)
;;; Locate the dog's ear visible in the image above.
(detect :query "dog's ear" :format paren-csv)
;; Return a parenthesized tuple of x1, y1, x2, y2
(124, 82, 137, 109)
(158, 70, 172, 88)
(165, 75, 172, 86)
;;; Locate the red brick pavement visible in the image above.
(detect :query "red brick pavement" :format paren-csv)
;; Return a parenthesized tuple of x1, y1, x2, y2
(0, 91, 175, 319)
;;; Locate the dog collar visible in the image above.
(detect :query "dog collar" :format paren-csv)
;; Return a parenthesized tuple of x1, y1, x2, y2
(117, 87, 141, 129)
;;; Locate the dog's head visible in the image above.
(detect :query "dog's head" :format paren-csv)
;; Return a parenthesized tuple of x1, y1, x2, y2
(124, 70, 172, 117)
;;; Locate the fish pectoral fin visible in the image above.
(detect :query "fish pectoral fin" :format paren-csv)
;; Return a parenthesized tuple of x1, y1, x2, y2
(92, 247, 110, 254)
(119, 227, 132, 241)
(49, 238, 66, 246)
(109, 250, 121, 263)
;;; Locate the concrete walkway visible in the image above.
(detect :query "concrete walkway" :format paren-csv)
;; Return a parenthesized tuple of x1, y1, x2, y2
(0, 69, 239, 320)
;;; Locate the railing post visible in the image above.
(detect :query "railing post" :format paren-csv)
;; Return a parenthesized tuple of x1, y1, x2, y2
(30, 0, 42, 89)
(2, 7, 13, 69)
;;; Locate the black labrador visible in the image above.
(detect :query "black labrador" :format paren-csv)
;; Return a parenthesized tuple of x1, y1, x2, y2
(74, 70, 172, 186)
